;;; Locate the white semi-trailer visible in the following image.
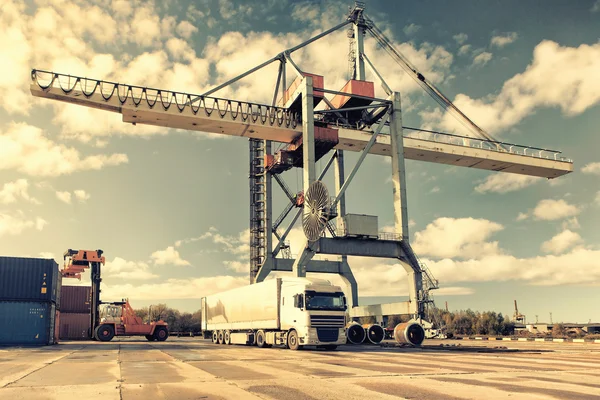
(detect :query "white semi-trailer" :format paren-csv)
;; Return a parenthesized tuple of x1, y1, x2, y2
(201, 277, 348, 350)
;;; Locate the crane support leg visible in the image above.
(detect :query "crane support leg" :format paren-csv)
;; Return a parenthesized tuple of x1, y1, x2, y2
(390, 92, 424, 319)
(292, 77, 317, 277)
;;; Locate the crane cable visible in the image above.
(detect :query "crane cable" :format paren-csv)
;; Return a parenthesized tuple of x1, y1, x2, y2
(363, 15, 504, 148)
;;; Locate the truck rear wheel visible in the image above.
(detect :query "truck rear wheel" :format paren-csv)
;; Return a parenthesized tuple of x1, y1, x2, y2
(287, 330, 303, 351)
(224, 330, 231, 345)
(96, 324, 115, 342)
(256, 330, 268, 348)
(154, 326, 169, 342)
(212, 331, 218, 344)
(217, 330, 224, 344)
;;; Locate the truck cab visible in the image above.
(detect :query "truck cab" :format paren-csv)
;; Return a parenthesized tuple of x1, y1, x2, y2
(281, 278, 347, 349)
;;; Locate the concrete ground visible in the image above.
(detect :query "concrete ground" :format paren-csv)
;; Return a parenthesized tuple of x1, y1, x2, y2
(1, 338, 599, 399)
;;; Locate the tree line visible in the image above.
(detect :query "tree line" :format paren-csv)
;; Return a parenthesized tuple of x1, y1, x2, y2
(135, 304, 202, 334)
(136, 304, 518, 336)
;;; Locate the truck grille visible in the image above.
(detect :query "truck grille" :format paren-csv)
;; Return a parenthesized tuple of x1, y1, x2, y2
(310, 315, 345, 328)
(316, 328, 339, 342)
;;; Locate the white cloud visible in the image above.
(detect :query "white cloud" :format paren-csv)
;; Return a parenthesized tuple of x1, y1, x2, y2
(458, 44, 471, 56)
(223, 260, 249, 274)
(74, 190, 90, 202)
(0, 211, 46, 236)
(491, 32, 518, 48)
(403, 23, 421, 36)
(541, 230, 582, 255)
(595, 191, 600, 206)
(39, 252, 55, 260)
(104, 257, 158, 280)
(0, 123, 128, 177)
(435, 286, 475, 296)
(175, 20, 198, 39)
(453, 33, 468, 45)
(102, 275, 247, 300)
(56, 191, 72, 204)
(424, 40, 600, 136)
(533, 199, 580, 221)
(475, 174, 542, 194)
(472, 51, 493, 67)
(562, 217, 580, 230)
(150, 246, 190, 266)
(413, 217, 503, 259)
(0, 179, 39, 204)
(516, 212, 529, 221)
(591, 0, 600, 12)
(425, 247, 600, 286)
(430, 186, 440, 193)
(35, 217, 47, 231)
(582, 162, 600, 175)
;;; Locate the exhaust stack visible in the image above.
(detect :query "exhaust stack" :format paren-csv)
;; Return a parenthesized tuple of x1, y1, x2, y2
(345, 322, 366, 344)
(362, 324, 385, 344)
(394, 322, 425, 346)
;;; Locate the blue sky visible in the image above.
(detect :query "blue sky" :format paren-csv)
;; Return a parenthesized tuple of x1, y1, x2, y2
(1, 0, 599, 323)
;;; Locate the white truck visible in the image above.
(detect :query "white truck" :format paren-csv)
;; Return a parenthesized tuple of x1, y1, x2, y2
(201, 277, 348, 350)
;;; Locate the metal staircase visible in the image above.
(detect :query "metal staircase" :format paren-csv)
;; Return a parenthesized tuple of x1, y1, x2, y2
(249, 139, 266, 282)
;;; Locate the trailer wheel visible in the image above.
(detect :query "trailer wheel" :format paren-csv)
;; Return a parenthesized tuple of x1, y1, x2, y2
(154, 326, 169, 342)
(96, 324, 115, 342)
(217, 330, 224, 344)
(224, 330, 231, 345)
(145, 335, 155, 341)
(212, 331, 218, 344)
(256, 330, 268, 348)
(287, 330, 303, 351)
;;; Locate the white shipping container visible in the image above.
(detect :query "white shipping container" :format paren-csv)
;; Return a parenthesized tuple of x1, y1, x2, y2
(341, 214, 378, 238)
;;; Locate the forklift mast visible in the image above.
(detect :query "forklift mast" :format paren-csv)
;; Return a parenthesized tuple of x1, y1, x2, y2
(62, 249, 105, 334)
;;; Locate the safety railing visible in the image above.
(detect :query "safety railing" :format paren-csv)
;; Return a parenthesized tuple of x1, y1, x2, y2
(403, 128, 572, 163)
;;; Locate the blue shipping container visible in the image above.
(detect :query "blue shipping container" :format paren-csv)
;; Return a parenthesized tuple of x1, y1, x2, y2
(0, 257, 61, 304)
(0, 301, 57, 345)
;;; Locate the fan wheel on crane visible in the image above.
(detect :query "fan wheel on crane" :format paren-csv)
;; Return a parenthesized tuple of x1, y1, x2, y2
(302, 180, 330, 242)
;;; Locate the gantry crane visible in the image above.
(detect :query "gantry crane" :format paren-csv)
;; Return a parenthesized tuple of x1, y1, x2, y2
(33, 2, 573, 324)
(61, 249, 169, 341)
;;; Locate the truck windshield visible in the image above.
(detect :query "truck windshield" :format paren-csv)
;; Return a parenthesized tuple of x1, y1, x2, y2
(304, 292, 345, 311)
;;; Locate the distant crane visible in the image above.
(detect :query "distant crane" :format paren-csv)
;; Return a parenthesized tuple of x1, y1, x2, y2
(513, 300, 526, 324)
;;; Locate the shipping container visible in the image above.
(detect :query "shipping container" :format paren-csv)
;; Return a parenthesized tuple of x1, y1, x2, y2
(60, 285, 91, 313)
(0, 301, 57, 345)
(0, 257, 61, 304)
(59, 312, 91, 340)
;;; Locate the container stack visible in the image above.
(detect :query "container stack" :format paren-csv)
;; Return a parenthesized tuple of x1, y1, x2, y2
(59, 286, 92, 340)
(0, 256, 61, 345)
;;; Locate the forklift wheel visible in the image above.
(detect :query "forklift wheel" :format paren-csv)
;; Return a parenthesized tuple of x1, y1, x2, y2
(145, 335, 155, 341)
(96, 324, 115, 342)
(154, 326, 169, 342)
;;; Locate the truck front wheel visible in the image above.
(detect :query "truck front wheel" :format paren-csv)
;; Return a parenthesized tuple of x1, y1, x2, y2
(96, 324, 115, 342)
(154, 326, 169, 342)
(287, 330, 303, 351)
